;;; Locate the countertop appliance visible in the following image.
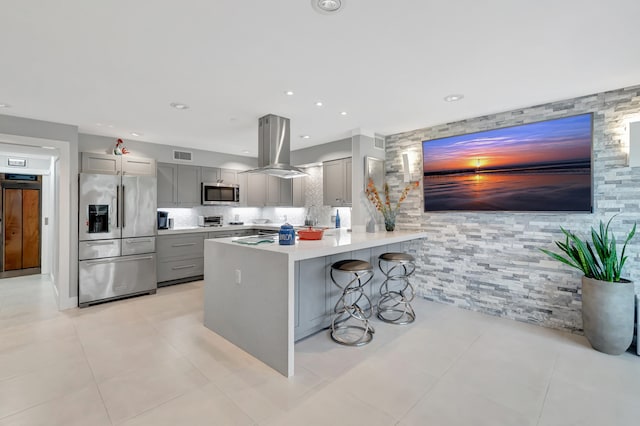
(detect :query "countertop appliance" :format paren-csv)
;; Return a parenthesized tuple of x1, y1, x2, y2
(157, 211, 169, 229)
(198, 215, 223, 227)
(78, 153, 157, 307)
(201, 182, 239, 205)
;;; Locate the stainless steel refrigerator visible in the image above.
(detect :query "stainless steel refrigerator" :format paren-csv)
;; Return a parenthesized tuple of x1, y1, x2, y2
(78, 163, 157, 307)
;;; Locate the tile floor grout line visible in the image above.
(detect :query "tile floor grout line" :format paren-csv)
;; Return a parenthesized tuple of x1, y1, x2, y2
(70, 310, 116, 426)
(535, 352, 559, 426)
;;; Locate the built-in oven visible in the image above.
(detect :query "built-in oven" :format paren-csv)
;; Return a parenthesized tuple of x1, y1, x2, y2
(201, 182, 240, 205)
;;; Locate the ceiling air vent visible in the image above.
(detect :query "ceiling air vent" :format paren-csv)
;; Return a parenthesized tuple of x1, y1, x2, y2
(172, 150, 193, 162)
(374, 134, 385, 150)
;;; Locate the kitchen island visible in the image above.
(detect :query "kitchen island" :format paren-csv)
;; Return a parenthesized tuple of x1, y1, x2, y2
(203, 228, 427, 376)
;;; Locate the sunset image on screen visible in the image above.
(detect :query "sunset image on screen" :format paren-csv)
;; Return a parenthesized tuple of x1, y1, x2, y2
(422, 114, 592, 212)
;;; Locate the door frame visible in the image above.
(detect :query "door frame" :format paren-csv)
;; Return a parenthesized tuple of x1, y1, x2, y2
(0, 133, 76, 310)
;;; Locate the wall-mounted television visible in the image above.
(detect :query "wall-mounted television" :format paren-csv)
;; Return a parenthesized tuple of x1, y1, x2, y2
(422, 113, 593, 212)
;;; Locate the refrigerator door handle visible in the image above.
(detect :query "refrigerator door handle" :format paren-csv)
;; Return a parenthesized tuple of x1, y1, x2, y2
(115, 187, 119, 228)
(122, 185, 125, 228)
(85, 255, 154, 266)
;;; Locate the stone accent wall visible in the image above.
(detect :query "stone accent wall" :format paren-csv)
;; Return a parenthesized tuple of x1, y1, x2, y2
(385, 85, 640, 332)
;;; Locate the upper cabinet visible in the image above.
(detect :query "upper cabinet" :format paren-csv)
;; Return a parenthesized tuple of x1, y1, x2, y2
(122, 156, 156, 176)
(292, 176, 305, 207)
(202, 167, 238, 185)
(157, 163, 201, 207)
(323, 157, 351, 206)
(82, 153, 156, 176)
(246, 174, 304, 207)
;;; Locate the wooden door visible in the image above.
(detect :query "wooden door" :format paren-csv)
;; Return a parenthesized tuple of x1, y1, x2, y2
(4, 189, 23, 270)
(2, 188, 40, 271)
(22, 189, 40, 268)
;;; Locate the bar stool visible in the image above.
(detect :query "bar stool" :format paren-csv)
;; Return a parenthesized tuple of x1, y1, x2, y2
(330, 259, 375, 346)
(377, 252, 416, 324)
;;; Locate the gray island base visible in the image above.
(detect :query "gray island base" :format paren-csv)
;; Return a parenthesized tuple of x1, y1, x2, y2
(203, 228, 427, 377)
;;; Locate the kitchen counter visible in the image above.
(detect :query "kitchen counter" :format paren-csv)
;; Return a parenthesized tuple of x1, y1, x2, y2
(203, 228, 427, 377)
(157, 224, 282, 236)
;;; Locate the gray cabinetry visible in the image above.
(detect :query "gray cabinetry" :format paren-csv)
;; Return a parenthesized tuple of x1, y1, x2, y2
(269, 175, 293, 206)
(177, 165, 201, 206)
(157, 163, 201, 207)
(156, 233, 205, 285)
(122, 156, 156, 176)
(82, 153, 156, 176)
(294, 256, 329, 341)
(293, 241, 405, 341)
(157, 163, 178, 206)
(246, 174, 295, 207)
(202, 167, 238, 184)
(292, 176, 306, 207)
(246, 174, 267, 206)
(323, 157, 352, 206)
(201, 167, 220, 183)
(220, 169, 238, 184)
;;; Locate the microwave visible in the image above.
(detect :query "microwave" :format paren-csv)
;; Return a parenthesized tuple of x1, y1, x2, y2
(201, 182, 240, 205)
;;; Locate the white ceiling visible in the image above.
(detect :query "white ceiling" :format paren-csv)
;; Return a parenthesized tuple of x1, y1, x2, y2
(1, 0, 639, 157)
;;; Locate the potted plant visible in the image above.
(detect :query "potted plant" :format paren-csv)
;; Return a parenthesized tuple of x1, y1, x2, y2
(541, 216, 636, 355)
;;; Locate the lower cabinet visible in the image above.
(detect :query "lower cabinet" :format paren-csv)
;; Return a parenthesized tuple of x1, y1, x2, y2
(156, 233, 205, 286)
(294, 242, 404, 341)
(157, 229, 263, 286)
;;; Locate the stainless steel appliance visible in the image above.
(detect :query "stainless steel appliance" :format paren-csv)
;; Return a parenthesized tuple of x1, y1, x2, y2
(78, 155, 157, 307)
(201, 182, 239, 205)
(198, 215, 223, 227)
(242, 114, 307, 178)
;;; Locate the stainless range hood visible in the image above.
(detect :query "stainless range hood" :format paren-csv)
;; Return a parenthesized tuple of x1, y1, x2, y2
(244, 114, 307, 179)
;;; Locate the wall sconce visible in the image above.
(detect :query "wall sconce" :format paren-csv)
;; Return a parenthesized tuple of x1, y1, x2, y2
(402, 152, 413, 182)
(629, 120, 640, 167)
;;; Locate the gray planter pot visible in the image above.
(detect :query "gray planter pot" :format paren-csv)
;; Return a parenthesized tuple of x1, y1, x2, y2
(582, 276, 635, 355)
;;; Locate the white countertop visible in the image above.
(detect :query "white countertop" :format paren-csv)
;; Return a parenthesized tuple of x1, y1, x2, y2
(157, 224, 281, 236)
(206, 228, 427, 261)
(158, 223, 334, 236)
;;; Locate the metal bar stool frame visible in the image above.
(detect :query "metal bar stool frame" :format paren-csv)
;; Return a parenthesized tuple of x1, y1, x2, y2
(330, 260, 375, 346)
(377, 253, 416, 324)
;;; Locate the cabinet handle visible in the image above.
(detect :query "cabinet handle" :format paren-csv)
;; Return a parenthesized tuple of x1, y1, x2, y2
(126, 238, 153, 244)
(171, 243, 196, 247)
(171, 264, 196, 270)
(85, 255, 153, 266)
(86, 241, 116, 246)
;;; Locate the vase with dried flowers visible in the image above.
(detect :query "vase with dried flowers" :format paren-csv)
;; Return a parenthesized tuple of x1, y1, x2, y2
(365, 178, 419, 231)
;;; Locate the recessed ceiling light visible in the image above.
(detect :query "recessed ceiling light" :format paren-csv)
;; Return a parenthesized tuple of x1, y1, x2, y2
(340, 111, 348, 116)
(312, 0, 344, 13)
(285, 91, 294, 96)
(0, 103, 11, 108)
(301, 135, 310, 139)
(41, 146, 56, 150)
(170, 102, 189, 110)
(242, 150, 250, 154)
(315, 101, 323, 107)
(444, 94, 464, 102)
(130, 132, 143, 137)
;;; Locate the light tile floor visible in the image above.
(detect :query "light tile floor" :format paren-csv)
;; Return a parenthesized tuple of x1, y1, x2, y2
(1, 274, 639, 425)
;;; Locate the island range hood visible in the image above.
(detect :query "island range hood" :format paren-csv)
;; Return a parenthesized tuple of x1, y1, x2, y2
(244, 114, 307, 179)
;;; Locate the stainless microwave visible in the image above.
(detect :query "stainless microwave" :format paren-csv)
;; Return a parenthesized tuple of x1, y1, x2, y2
(201, 182, 240, 205)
